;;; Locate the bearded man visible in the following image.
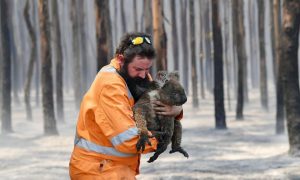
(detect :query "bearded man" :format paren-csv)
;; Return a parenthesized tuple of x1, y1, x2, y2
(69, 32, 183, 180)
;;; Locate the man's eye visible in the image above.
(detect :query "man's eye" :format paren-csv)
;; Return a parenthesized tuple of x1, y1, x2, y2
(136, 69, 143, 71)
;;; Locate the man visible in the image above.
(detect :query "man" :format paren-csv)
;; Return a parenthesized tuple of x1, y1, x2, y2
(69, 32, 183, 179)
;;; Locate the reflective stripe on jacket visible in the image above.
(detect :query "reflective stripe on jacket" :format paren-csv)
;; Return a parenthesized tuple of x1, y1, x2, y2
(69, 59, 157, 179)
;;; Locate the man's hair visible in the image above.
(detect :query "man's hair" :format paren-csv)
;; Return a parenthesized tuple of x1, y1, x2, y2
(115, 32, 156, 63)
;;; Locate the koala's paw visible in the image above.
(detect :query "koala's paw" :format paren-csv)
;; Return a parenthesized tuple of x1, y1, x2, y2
(169, 147, 189, 158)
(136, 134, 151, 152)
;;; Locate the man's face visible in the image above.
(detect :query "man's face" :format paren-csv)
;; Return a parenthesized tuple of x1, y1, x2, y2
(126, 55, 153, 79)
(118, 55, 153, 101)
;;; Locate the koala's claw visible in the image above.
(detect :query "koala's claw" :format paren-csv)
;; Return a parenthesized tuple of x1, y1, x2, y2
(136, 134, 151, 152)
(169, 147, 189, 158)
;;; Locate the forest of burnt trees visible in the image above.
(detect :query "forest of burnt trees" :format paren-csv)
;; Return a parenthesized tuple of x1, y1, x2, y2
(0, 0, 300, 157)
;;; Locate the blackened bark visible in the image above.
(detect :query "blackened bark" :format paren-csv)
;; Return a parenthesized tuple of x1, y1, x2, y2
(152, 0, 167, 71)
(39, 0, 58, 135)
(95, 0, 112, 71)
(282, 0, 300, 156)
(180, 0, 189, 94)
(212, 0, 226, 129)
(120, 0, 127, 34)
(77, 1, 88, 91)
(70, 0, 82, 110)
(170, 0, 179, 70)
(1, 0, 13, 134)
(199, 0, 205, 99)
(274, 0, 285, 134)
(189, 0, 199, 108)
(133, 0, 138, 30)
(204, 0, 213, 93)
(24, 0, 36, 121)
(235, 0, 246, 120)
(258, 0, 269, 110)
(52, 0, 64, 122)
(143, 0, 153, 35)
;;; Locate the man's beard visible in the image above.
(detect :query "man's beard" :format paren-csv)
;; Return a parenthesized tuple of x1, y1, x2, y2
(117, 63, 151, 102)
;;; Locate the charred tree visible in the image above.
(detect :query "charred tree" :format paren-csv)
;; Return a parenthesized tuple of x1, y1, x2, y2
(258, 0, 269, 110)
(120, 0, 127, 34)
(133, 0, 138, 30)
(204, 0, 213, 94)
(235, 0, 246, 120)
(212, 0, 226, 129)
(180, 0, 189, 93)
(281, 0, 300, 156)
(70, 0, 82, 110)
(77, 1, 87, 91)
(24, 0, 37, 121)
(38, 0, 58, 135)
(95, 0, 112, 71)
(189, 0, 199, 108)
(170, 0, 179, 70)
(222, 0, 231, 110)
(52, 0, 64, 122)
(1, 0, 13, 134)
(249, 0, 259, 88)
(143, 0, 153, 35)
(199, 0, 205, 99)
(152, 0, 167, 71)
(274, 0, 285, 134)
(231, 0, 238, 98)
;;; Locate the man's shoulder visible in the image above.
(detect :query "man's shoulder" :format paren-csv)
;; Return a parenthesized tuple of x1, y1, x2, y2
(96, 67, 125, 87)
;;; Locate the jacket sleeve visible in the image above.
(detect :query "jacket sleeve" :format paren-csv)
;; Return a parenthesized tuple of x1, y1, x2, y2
(96, 79, 157, 154)
(175, 109, 183, 121)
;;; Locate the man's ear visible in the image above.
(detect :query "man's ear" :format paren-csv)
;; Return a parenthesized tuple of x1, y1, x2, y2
(117, 54, 125, 66)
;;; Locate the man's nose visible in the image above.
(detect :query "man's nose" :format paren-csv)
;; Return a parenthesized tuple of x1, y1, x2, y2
(138, 71, 146, 79)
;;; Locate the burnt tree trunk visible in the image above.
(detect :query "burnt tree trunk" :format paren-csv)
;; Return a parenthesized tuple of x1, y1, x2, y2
(77, 1, 88, 91)
(170, 0, 179, 70)
(143, 0, 153, 35)
(270, 0, 277, 83)
(133, 0, 138, 30)
(1, 0, 13, 134)
(180, 0, 189, 94)
(70, 0, 82, 110)
(199, 0, 205, 99)
(258, 0, 269, 110)
(152, 0, 167, 71)
(95, 0, 112, 71)
(249, 0, 259, 88)
(223, 0, 231, 110)
(204, 0, 213, 94)
(120, 0, 127, 34)
(38, 0, 58, 135)
(24, 0, 37, 121)
(212, 0, 226, 129)
(189, 0, 199, 108)
(236, 0, 246, 120)
(52, 0, 64, 122)
(282, 0, 300, 156)
(274, 0, 285, 134)
(231, 0, 238, 99)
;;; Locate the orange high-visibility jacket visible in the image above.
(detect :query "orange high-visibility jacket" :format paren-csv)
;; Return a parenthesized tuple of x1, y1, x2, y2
(69, 59, 158, 180)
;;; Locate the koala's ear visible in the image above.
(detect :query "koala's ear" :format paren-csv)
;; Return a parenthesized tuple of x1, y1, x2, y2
(155, 71, 168, 83)
(168, 71, 180, 81)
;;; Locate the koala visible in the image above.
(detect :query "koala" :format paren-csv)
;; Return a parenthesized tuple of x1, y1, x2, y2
(133, 71, 189, 163)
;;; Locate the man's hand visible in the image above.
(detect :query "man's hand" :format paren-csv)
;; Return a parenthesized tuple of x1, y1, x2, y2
(152, 100, 182, 117)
